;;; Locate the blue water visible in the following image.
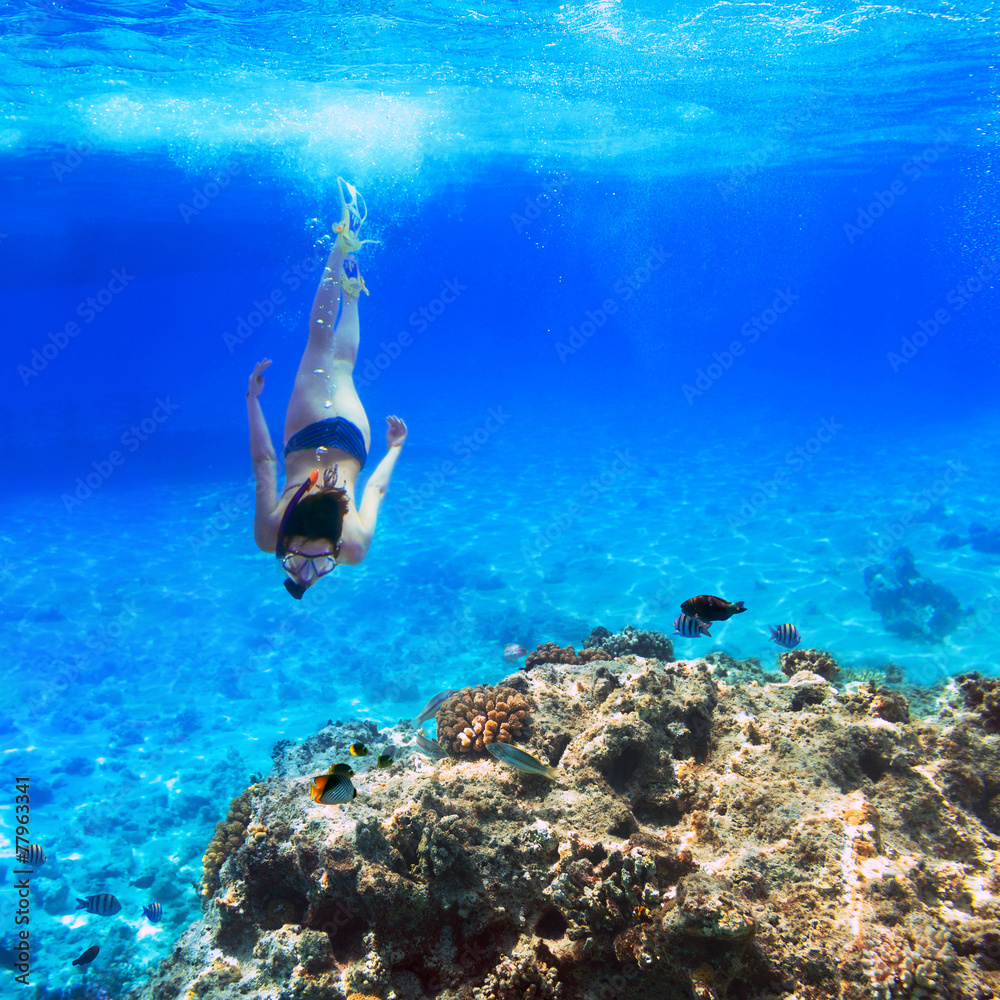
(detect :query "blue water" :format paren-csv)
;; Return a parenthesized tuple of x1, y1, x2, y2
(1, 1, 998, 995)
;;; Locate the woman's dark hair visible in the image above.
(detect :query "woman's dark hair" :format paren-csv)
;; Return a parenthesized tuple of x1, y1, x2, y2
(282, 486, 350, 547)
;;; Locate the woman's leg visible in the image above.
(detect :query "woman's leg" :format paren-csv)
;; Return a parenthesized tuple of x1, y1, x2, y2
(283, 244, 372, 450)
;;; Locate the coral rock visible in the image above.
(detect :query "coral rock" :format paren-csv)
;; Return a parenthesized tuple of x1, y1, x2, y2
(200, 787, 257, 897)
(779, 646, 841, 681)
(581, 623, 675, 661)
(435, 684, 531, 754)
(524, 642, 583, 669)
(131, 660, 997, 1000)
(959, 672, 1000, 733)
(863, 546, 965, 643)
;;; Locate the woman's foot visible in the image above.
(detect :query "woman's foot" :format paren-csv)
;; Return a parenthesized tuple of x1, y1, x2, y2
(339, 257, 368, 299)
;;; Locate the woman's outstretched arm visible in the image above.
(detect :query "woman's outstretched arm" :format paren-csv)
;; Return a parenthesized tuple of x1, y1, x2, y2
(247, 358, 279, 551)
(357, 415, 407, 545)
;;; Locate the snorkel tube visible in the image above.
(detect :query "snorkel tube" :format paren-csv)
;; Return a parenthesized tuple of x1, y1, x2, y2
(276, 468, 319, 599)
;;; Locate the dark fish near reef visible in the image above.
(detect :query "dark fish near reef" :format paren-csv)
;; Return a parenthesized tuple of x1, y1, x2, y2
(72, 945, 100, 967)
(769, 623, 801, 649)
(503, 644, 528, 661)
(76, 894, 121, 916)
(129, 875, 155, 889)
(349, 743, 369, 757)
(680, 595, 747, 622)
(17, 844, 45, 867)
(413, 730, 450, 760)
(142, 902, 163, 922)
(486, 742, 558, 779)
(376, 746, 395, 769)
(412, 689, 459, 727)
(672, 614, 711, 638)
(310, 772, 357, 805)
(329, 762, 355, 777)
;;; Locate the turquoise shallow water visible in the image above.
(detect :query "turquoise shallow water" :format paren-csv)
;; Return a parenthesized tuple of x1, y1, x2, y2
(3, 410, 1000, 991)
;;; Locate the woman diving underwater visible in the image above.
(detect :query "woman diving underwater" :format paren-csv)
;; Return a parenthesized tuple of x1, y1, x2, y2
(246, 178, 406, 598)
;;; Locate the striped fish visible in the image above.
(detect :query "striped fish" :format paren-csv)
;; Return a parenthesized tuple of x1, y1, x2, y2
(142, 902, 163, 923)
(413, 730, 450, 760)
(672, 614, 711, 638)
(76, 894, 122, 916)
(486, 742, 558, 779)
(769, 624, 801, 649)
(17, 844, 45, 867)
(310, 772, 357, 805)
(412, 689, 459, 727)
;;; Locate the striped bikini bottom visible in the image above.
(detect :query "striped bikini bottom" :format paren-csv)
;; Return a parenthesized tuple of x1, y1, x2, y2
(283, 416, 368, 469)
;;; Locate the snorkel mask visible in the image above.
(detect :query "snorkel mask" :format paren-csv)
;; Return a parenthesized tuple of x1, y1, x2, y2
(275, 468, 340, 599)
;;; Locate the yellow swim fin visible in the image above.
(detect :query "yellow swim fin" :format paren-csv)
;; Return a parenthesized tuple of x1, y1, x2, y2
(334, 176, 379, 255)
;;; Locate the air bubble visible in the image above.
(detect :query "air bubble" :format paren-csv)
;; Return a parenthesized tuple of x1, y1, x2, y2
(324, 401, 332, 408)
(313, 368, 325, 373)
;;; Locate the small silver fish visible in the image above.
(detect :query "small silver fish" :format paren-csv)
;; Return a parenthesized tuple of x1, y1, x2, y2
(412, 689, 458, 727)
(769, 624, 801, 649)
(672, 614, 711, 638)
(413, 730, 450, 760)
(485, 742, 558, 779)
(503, 644, 529, 661)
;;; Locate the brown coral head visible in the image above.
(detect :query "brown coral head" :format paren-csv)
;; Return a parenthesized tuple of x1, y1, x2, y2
(779, 647, 840, 681)
(436, 684, 531, 755)
(524, 641, 593, 669)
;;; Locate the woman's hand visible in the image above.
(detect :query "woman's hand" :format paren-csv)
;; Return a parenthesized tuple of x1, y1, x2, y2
(247, 358, 272, 399)
(386, 415, 408, 448)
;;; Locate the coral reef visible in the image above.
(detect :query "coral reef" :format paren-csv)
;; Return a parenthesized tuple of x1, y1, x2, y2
(779, 646, 841, 681)
(436, 684, 531, 754)
(959, 673, 1000, 733)
(524, 642, 606, 670)
(200, 787, 258, 897)
(581, 623, 676, 661)
(130, 661, 999, 1000)
(863, 547, 966, 643)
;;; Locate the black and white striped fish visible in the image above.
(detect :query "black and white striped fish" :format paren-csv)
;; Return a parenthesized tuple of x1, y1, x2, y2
(142, 902, 163, 922)
(769, 623, 801, 649)
(672, 614, 711, 638)
(310, 771, 356, 805)
(17, 844, 45, 867)
(76, 894, 121, 916)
